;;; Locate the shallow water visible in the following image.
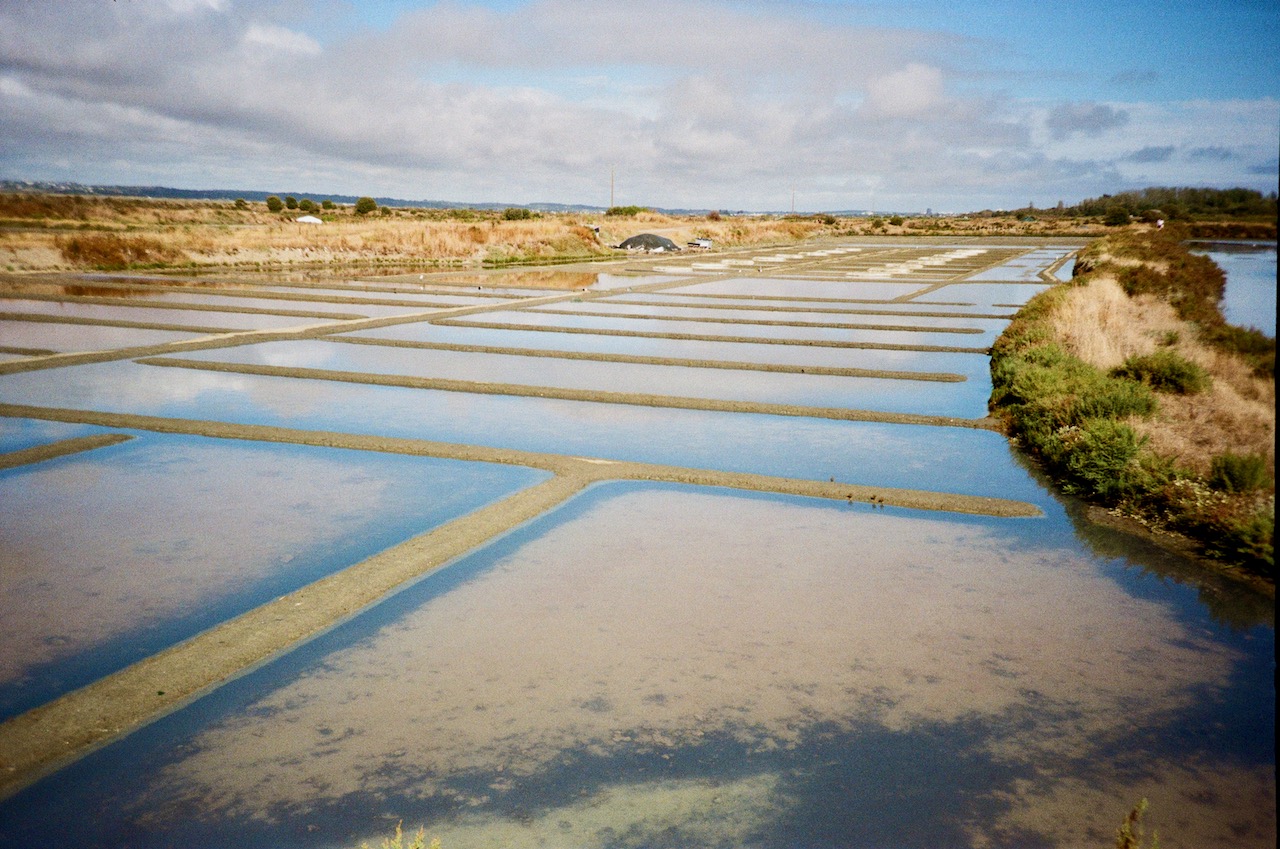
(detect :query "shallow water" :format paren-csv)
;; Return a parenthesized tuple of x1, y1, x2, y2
(167, 339, 993, 417)
(1, 482, 1271, 848)
(597, 292, 1016, 315)
(444, 309, 1000, 348)
(65, 289, 448, 320)
(0, 359, 1042, 503)
(0, 319, 211, 352)
(337, 323, 991, 378)
(667, 277, 932, 300)
(911, 282, 1052, 309)
(0, 417, 108, 454)
(1189, 243, 1277, 335)
(0, 433, 548, 718)
(0, 299, 346, 331)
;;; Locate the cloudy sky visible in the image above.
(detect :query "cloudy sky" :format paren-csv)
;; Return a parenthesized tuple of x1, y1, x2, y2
(2, 0, 1277, 212)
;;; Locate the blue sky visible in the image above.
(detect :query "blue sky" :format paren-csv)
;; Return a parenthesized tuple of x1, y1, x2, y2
(2, 0, 1277, 211)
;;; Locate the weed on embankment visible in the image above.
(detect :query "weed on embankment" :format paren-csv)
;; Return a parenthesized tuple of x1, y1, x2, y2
(991, 225, 1274, 580)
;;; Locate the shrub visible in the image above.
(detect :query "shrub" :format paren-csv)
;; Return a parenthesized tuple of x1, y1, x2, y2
(1209, 452, 1272, 493)
(1111, 351, 1211, 394)
(322, 199, 335, 210)
(502, 207, 533, 220)
(285, 196, 298, 209)
(298, 198, 317, 213)
(355, 196, 378, 215)
(1063, 418, 1150, 503)
(888, 215, 904, 226)
(234, 198, 248, 209)
(58, 233, 187, 268)
(1104, 205, 1130, 226)
(707, 210, 722, 221)
(266, 195, 283, 212)
(605, 205, 647, 217)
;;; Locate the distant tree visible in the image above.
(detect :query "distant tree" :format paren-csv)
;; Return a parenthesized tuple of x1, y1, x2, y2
(502, 207, 533, 220)
(265, 195, 284, 212)
(355, 196, 377, 215)
(605, 205, 647, 217)
(298, 198, 317, 212)
(707, 210, 722, 221)
(285, 196, 298, 210)
(321, 199, 335, 210)
(888, 215, 904, 226)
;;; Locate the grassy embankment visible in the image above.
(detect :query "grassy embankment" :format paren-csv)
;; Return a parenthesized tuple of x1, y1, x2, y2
(1, 192, 1109, 274)
(990, 224, 1275, 582)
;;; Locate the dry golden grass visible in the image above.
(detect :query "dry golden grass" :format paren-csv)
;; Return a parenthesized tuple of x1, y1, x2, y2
(0, 192, 1109, 273)
(1049, 273, 1274, 476)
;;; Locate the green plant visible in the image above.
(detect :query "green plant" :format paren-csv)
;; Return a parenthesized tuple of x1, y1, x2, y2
(355, 196, 378, 215)
(605, 205, 647, 216)
(322, 199, 335, 210)
(298, 198, 317, 213)
(502, 207, 533, 220)
(1111, 351, 1211, 394)
(234, 198, 248, 209)
(360, 821, 438, 849)
(1209, 452, 1272, 493)
(285, 196, 298, 209)
(1104, 205, 1131, 226)
(888, 215, 904, 226)
(1062, 418, 1149, 503)
(266, 195, 284, 212)
(1115, 798, 1159, 849)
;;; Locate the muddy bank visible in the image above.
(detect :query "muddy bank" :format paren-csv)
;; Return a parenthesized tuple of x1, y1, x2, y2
(0, 433, 133, 470)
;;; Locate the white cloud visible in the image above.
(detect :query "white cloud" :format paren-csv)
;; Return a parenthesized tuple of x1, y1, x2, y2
(242, 23, 321, 56)
(863, 63, 945, 117)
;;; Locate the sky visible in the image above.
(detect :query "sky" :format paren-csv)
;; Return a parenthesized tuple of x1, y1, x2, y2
(1, 0, 1277, 212)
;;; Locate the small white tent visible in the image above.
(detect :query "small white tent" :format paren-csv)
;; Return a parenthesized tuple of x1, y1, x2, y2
(296, 215, 323, 224)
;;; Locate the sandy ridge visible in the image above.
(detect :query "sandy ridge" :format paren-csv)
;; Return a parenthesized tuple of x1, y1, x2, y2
(0, 432, 134, 470)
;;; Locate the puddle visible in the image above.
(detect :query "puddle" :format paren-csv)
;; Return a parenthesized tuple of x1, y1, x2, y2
(0, 433, 548, 719)
(445, 310, 999, 348)
(0, 319, 210, 353)
(0, 299, 347, 331)
(338, 323, 991, 378)
(0, 360, 1043, 503)
(166, 340, 993, 418)
(1, 483, 1270, 848)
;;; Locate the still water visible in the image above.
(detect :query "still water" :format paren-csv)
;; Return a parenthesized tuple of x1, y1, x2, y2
(0, 482, 1271, 847)
(0, 433, 548, 719)
(1190, 242, 1277, 336)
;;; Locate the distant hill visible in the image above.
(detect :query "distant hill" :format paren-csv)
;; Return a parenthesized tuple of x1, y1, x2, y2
(0, 180, 608, 214)
(0, 180, 880, 217)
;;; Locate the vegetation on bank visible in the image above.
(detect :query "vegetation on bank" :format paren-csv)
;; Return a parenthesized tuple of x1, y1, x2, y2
(991, 224, 1275, 580)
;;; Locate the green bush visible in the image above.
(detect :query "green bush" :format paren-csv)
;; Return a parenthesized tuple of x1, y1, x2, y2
(1063, 418, 1149, 503)
(285, 196, 298, 210)
(1104, 205, 1131, 226)
(265, 195, 283, 212)
(298, 198, 317, 213)
(355, 196, 378, 215)
(234, 198, 248, 209)
(605, 205, 647, 217)
(1111, 350, 1211, 394)
(1209, 452, 1272, 493)
(888, 215, 904, 226)
(502, 207, 533, 220)
(322, 199, 335, 210)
